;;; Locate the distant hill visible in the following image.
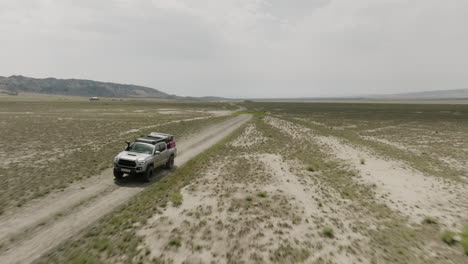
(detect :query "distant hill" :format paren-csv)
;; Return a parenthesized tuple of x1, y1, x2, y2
(251, 89, 468, 102)
(0, 75, 179, 98)
(370, 89, 468, 100)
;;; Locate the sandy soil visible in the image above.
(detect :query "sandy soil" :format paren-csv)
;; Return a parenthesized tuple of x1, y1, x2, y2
(361, 135, 468, 177)
(360, 135, 418, 153)
(157, 109, 236, 117)
(265, 116, 468, 229)
(0, 114, 252, 264)
(230, 124, 267, 147)
(317, 135, 468, 228)
(158, 110, 184, 115)
(137, 125, 370, 263)
(119, 115, 227, 136)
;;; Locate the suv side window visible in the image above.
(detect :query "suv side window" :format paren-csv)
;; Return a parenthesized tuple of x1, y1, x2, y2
(160, 143, 167, 152)
(156, 143, 166, 152)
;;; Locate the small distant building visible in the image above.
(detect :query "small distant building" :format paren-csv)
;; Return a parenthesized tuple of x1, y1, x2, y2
(89, 97, 100, 101)
(0, 90, 18, 96)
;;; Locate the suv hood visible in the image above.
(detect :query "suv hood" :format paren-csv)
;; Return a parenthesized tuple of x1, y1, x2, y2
(116, 151, 152, 161)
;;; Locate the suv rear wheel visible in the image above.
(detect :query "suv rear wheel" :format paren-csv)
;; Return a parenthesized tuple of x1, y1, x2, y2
(165, 156, 174, 170)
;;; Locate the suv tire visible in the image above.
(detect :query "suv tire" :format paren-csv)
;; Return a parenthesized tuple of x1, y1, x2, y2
(114, 169, 123, 179)
(165, 155, 174, 170)
(143, 166, 153, 182)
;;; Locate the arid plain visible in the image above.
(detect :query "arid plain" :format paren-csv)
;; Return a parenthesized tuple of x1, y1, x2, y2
(0, 95, 467, 264)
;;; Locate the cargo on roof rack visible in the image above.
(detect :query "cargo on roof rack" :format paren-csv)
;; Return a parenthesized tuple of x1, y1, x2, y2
(148, 132, 174, 141)
(135, 132, 174, 145)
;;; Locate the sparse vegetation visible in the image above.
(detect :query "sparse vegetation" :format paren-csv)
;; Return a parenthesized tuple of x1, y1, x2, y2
(422, 216, 438, 225)
(270, 245, 310, 263)
(442, 230, 456, 245)
(306, 160, 322, 172)
(168, 237, 182, 247)
(35, 119, 245, 264)
(461, 225, 468, 255)
(322, 227, 334, 238)
(0, 96, 235, 212)
(24, 101, 468, 264)
(170, 192, 183, 207)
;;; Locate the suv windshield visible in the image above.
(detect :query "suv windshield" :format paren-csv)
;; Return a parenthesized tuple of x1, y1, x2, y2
(127, 142, 154, 154)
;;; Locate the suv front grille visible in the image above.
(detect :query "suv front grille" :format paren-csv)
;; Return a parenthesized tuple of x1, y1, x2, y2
(118, 159, 136, 167)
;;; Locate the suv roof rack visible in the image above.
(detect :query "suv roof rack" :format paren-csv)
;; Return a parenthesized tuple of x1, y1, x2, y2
(135, 137, 162, 145)
(135, 132, 174, 145)
(147, 132, 174, 142)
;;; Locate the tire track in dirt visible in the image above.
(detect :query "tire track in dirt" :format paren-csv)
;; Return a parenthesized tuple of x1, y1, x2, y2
(0, 114, 252, 264)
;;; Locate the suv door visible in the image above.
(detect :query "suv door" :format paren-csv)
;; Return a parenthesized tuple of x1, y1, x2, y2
(159, 143, 169, 165)
(154, 142, 168, 167)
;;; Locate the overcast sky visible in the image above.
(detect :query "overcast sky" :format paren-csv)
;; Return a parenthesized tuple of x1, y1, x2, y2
(0, 0, 467, 98)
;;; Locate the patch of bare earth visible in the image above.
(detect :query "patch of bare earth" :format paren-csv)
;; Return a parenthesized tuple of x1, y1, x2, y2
(138, 124, 370, 264)
(317, 136, 468, 229)
(229, 124, 267, 147)
(361, 135, 468, 176)
(360, 136, 418, 153)
(158, 109, 235, 117)
(265, 116, 468, 230)
(119, 116, 214, 136)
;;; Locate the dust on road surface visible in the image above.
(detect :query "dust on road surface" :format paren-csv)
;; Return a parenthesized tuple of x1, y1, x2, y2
(0, 114, 252, 264)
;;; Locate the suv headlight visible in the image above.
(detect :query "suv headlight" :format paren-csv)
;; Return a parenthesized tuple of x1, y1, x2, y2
(137, 158, 147, 164)
(114, 157, 119, 163)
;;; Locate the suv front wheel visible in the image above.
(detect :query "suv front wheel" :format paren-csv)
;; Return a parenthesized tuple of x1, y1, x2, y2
(143, 166, 153, 182)
(114, 169, 123, 179)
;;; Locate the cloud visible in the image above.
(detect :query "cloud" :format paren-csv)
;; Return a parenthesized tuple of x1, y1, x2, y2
(0, 0, 467, 97)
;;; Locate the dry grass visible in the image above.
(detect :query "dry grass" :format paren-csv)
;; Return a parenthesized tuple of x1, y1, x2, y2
(0, 96, 235, 213)
(422, 216, 438, 225)
(248, 102, 468, 183)
(462, 225, 468, 255)
(35, 118, 245, 264)
(170, 192, 183, 207)
(322, 227, 334, 238)
(34, 102, 468, 263)
(441, 230, 456, 245)
(168, 237, 182, 247)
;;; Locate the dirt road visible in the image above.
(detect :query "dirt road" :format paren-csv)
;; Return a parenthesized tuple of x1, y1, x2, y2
(0, 114, 251, 264)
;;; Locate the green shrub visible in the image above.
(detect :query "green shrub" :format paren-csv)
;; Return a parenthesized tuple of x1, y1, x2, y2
(257, 191, 267, 198)
(306, 165, 316, 172)
(168, 237, 182, 247)
(441, 230, 456, 245)
(461, 225, 468, 255)
(170, 192, 183, 207)
(422, 216, 438, 225)
(322, 227, 334, 238)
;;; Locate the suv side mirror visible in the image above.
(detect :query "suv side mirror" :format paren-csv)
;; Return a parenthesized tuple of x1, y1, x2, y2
(154, 151, 161, 155)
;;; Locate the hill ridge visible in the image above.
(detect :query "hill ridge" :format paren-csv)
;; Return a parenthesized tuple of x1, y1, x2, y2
(0, 75, 177, 98)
